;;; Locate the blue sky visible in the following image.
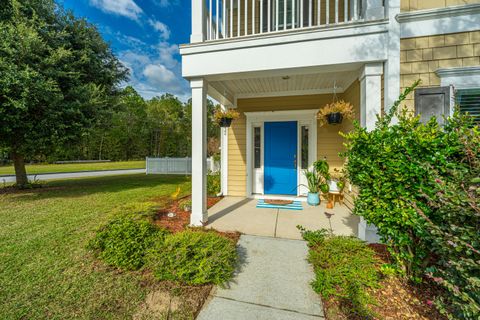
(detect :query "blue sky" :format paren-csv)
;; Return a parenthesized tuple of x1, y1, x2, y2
(60, 0, 191, 100)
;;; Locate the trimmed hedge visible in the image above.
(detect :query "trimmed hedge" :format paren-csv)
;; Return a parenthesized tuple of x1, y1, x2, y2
(147, 229, 237, 285)
(88, 216, 169, 270)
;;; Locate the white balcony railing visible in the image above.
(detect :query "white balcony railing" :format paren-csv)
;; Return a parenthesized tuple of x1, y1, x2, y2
(200, 0, 384, 41)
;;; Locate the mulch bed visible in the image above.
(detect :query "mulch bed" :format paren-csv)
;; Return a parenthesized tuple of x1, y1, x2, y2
(154, 195, 223, 233)
(323, 244, 447, 320)
(153, 195, 240, 243)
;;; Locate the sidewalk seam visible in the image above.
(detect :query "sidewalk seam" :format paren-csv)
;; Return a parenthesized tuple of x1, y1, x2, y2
(274, 209, 279, 237)
(213, 295, 324, 318)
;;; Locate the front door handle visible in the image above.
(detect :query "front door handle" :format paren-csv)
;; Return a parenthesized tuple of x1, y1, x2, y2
(294, 155, 297, 169)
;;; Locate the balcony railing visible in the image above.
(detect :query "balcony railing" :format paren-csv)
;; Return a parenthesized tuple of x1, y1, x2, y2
(203, 0, 378, 41)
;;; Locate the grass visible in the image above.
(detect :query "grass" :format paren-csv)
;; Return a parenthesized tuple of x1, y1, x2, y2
(0, 174, 191, 319)
(0, 160, 145, 176)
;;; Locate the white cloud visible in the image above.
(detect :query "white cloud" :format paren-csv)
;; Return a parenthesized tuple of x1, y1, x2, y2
(142, 64, 184, 93)
(148, 19, 171, 40)
(89, 0, 143, 21)
(153, 0, 180, 7)
(156, 41, 178, 68)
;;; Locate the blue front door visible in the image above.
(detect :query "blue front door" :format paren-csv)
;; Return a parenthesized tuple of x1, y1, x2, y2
(264, 121, 298, 195)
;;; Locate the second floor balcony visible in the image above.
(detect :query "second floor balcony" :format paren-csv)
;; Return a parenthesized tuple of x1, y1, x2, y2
(191, 0, 387, 42)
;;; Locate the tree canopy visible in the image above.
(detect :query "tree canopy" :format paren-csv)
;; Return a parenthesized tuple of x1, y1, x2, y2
(0, 0, 127, 185)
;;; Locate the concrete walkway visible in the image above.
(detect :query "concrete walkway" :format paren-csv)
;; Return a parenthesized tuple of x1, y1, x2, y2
(207, 197, 358, 240)
(0, 169, 145, 183)
(197, 235, 324, 320)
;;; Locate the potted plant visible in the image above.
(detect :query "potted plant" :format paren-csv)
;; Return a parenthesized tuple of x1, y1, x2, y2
(300, 169, 321, 206)
(329, 168, 346, 192)
(314, 159, 331, 201)
(317, 100, 355, 126)
(214, 109, 240, 127)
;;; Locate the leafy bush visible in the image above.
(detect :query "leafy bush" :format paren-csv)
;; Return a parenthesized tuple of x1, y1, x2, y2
(297, 225, 328, 247)
(147, 229, 237, 285)
(342, 82, 480, 319)
(308, 236, 379, 318)
(207, 172, 221, 196)
(89, 216, 169, 270)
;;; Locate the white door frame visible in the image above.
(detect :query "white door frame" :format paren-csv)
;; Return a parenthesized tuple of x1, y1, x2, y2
(245, 109, 318, 198)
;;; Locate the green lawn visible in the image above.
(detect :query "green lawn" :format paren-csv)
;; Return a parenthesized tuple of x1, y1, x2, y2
(0, 160, 145, 176)
(0, 174, 191, 319)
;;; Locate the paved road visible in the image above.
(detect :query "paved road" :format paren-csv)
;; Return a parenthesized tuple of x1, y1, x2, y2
(0, 169, 145, 183)
(197, 235, 324, 320)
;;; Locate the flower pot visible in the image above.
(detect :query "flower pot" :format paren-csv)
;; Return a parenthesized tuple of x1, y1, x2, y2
(219, 117, 233, 127)
(326, 112, 343, 125)
(307, 192, 320, 206)
(326, 201, 334, 209)
(328, 180, 339, 193)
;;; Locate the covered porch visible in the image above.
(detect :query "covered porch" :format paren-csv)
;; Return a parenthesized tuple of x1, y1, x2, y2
(206, 197, 359, 240)
(189, 62, 384, 232)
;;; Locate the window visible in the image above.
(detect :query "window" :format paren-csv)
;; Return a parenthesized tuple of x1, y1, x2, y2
(456, 88, 480, 125)
(254, 127, 261, 169)
(301, 126, 309, 169)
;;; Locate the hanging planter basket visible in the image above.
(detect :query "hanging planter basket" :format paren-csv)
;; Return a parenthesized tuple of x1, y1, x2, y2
(317, 100, 354, 127)
(218, 117, 233, 127)
(214, 109, 240, 128)
(326, 112, 343, 125)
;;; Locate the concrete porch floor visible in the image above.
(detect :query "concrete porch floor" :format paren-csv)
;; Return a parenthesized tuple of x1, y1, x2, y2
(206, 197, 359, 240)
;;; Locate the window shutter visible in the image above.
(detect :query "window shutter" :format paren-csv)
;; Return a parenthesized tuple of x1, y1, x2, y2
(414, 87, 451, 125)
(456, 88, 480, 125)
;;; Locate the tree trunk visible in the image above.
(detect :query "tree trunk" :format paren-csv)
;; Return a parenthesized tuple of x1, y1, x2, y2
(12, 151, 28, 187)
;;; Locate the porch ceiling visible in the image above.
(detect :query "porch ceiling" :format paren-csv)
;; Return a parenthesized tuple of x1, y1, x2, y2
(208, 68, 360, 105)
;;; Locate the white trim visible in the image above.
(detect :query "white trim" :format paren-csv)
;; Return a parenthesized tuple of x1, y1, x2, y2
(245, 109, 318, 198)
(235, 87, 345, 99)
(182, 30, 388, 79)
(384, 0, 400, 118)
(436, 67, 480, 90)
(220, 105, 229, 195)
(252, 194, 307, 202)
(244, 109, 319, 120)
(181, 20, 389, 54)
(397, 4, 480, 38)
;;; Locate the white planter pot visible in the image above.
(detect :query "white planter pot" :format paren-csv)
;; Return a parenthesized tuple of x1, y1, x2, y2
(328, 180, 339, 193)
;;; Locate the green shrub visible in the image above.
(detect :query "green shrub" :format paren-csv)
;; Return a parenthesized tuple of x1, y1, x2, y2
(297, 225, 328, 247)
(207, 172, 221, 196)
(89, 216, 169, 270)
(342, 81, 480, 319)
(309, 236, 379, 318)
(147, 230, 237, 285)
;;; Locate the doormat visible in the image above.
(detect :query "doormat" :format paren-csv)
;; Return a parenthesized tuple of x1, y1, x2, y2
(256, 199, 303, 210)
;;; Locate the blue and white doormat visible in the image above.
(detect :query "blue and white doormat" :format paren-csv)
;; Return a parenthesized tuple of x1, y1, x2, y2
(256, 200, 303, 210)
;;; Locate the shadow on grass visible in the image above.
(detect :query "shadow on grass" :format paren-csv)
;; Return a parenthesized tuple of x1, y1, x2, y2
(1, 174, 191, 202)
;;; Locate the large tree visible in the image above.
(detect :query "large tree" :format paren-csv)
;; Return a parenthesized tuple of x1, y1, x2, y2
(0, 0, 127, 186)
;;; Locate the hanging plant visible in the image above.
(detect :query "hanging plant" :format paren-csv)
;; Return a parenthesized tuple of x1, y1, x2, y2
(317, 100, 355, 126)
(214, 109, 240, 127)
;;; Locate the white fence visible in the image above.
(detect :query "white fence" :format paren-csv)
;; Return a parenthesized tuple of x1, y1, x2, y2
(146, 157, 219, 175)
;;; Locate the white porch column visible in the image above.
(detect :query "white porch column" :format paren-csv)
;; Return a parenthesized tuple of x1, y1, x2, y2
(361, 0, 385, 20)
(358, 63, 382, 243)
(384, 0, 401, 122)
(191, 78, 208, 226)
(191, 0, 206, 43)
(220, 105, 228, 196)
(359, 63, 383, 131)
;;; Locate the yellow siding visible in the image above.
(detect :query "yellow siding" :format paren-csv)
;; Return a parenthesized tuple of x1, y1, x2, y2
(400, 31, 480, 111)
(401, 0, 480, 12)
(227, 81, 360, 196)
